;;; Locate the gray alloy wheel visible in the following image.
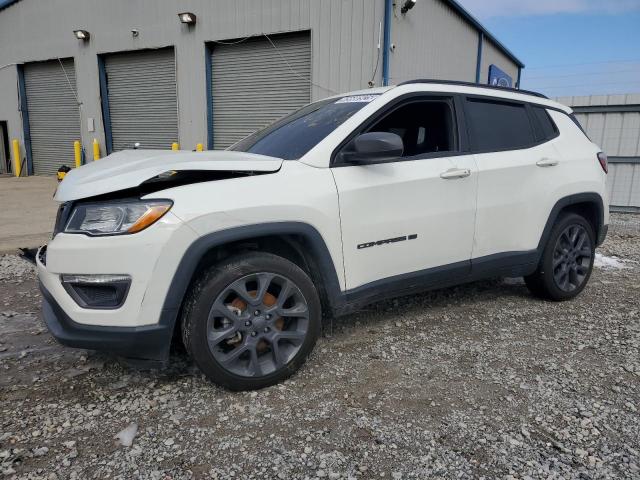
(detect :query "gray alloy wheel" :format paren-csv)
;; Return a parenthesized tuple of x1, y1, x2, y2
(182, 252, 321, 390)
(551, 224, 592, 292)
(206, 272, 310, 378)
(524, 212, 595, 301)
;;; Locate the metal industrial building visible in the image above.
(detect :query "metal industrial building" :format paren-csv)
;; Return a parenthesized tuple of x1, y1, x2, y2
(0, 0, 523, 176)
(555, 94, 640, 212)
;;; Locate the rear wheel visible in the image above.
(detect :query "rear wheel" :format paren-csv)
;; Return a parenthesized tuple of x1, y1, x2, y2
(181, 252, 321, 390)
(525, 213, 595, 301)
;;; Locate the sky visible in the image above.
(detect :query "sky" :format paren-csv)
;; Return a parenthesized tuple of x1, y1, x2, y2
(458, 0, 640, 98)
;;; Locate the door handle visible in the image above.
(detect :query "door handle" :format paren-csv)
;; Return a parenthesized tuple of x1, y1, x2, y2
(440, 168, 471, 179)
(536, 158, 559, 167)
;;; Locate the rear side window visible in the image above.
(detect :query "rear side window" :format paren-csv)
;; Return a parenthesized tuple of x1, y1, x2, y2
(465, 98, 535, 152)
(531, 106, 558, 141)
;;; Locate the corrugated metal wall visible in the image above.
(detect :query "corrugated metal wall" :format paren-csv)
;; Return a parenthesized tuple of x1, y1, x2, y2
(555, 94, 640, 211)
(0, 0, 522, 173)
(23, 59, 81, 175)
(389, 0, 478, 84)
(210, 32, 311, 149)
(607, 162, 640, 210)
(0, 0, 388, 165)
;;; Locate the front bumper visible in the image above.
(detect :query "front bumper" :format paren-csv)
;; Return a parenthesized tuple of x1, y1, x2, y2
(40, 281, 172, 363)
(36, 209, 199, 363)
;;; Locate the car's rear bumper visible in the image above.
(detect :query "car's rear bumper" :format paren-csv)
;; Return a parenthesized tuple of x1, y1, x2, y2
(40, 281, 173, 364)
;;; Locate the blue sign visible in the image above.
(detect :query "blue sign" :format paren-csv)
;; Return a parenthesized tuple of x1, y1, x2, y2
(488, 64, 513, 88)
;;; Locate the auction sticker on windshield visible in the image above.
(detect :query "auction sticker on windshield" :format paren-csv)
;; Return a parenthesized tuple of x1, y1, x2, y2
(336, 94, 379, 103)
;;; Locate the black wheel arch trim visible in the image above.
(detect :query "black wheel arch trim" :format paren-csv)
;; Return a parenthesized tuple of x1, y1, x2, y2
(159, 222, 344, 336)
(536, 192, 606, 251)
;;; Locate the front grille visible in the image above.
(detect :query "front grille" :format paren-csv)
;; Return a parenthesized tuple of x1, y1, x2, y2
(53, 202, 74, 238)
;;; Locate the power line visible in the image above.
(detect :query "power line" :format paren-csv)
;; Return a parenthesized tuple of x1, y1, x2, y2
(209, 32, 339, 95)
(526, 68, 640, 80)
(263, 33, 338, 95)
(534, 80, 640, 90)
(526, 59, 640, 71)
(0, 63, 18, 71)
(210, 34, 260, 46)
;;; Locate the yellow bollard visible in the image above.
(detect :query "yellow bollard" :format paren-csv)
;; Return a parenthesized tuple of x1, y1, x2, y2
(93, 139, 100, 160)
(171, 142, 179, 151)
(74, 141, 82, 168)
(11, 139, 21, 177)
(196, 143, 203, 152)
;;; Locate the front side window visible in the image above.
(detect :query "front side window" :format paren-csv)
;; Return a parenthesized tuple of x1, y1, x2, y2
(364, 99, 457, 157)
(230, 95, 379, 160)
(465, 98, 535, 152)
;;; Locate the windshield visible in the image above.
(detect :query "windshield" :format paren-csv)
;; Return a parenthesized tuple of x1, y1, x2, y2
(230, 94, 379, 160)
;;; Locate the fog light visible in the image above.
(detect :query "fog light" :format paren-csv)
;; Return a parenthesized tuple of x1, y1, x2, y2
(61, 274, 131, 309)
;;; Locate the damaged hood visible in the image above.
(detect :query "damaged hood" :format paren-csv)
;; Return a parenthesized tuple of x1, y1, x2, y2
(54, 149, 283, 201)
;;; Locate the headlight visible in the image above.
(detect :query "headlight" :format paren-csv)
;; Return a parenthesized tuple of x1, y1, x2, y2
(64, 199, 172, 236)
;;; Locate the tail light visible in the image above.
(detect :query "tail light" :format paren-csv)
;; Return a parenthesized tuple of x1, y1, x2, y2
(597, 152, 608, 174)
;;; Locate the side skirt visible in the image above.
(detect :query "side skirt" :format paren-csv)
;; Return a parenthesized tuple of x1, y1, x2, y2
(332, 250, 538, 316)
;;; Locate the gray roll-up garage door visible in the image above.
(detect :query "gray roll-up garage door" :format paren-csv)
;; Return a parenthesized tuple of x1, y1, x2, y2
(23, 59, 81, 175)
(211, 31, 311, 149)
(104, 48, 178, 151)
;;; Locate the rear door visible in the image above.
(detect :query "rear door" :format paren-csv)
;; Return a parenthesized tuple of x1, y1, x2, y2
(467, 97, 563, 262)
(332, 95, 478, 291)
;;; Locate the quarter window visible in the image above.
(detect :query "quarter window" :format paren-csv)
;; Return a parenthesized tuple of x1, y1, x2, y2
(531, 106, 558, 141)
(465, 98, 535, 152)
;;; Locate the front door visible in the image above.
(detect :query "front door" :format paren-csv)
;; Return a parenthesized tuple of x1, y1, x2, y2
(332, 96, 478, 291)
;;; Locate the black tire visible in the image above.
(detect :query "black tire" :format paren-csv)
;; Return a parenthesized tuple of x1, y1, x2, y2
(525, 212, 595, 301)
(181, 252, 321, 391)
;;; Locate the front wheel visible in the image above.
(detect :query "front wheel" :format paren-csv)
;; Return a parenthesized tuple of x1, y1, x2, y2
(525, 212, 595, 301)
(181, 252, 321, 390)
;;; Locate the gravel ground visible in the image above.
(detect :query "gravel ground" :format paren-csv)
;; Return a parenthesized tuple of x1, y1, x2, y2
(1, 213, 639, 479)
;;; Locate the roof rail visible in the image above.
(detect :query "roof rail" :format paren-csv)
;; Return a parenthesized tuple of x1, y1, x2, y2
(397, 79, 548, 99)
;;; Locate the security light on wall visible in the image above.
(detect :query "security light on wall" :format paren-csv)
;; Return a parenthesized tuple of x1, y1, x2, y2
(401, 0, 417, 14)
(73, 30, 90, 41)
(178, 12, 197, 25)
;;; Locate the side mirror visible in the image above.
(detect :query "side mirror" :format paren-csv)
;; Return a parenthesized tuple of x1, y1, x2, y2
(340, 132, 403, 165)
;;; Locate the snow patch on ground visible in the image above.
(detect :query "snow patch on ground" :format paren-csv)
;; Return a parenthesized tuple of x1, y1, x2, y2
(114, 422, 138, 447)
(594, 253, 627, 270)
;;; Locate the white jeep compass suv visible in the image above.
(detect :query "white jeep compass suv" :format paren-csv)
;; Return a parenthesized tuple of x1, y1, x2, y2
(38, 80, 609, 390)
